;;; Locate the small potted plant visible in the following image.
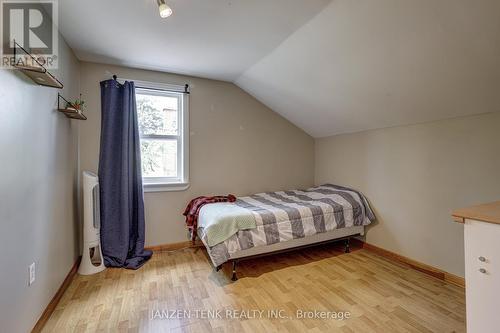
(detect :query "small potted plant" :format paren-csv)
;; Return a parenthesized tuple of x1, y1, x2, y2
(67, 95, 85, 114)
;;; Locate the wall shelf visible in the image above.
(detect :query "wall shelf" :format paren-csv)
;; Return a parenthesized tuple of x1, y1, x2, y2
(13, 41, 63, 89)
(57, 94, 87, 120)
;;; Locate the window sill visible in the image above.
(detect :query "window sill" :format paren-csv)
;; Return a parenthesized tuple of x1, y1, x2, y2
(143, 182, 190, 193)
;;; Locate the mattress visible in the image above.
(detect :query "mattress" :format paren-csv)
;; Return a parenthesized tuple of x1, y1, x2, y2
(198, 184, 375, 267)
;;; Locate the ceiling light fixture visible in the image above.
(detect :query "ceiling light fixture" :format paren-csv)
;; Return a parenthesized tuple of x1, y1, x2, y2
(157, 0, 173, 18)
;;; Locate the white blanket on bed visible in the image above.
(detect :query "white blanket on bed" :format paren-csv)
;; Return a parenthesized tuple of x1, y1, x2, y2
(198, 203, 256, 246)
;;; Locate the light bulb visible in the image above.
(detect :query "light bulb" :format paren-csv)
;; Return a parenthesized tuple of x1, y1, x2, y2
(159, 2, 172, 18)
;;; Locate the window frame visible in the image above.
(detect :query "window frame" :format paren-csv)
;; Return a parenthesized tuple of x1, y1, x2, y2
(124, 79, 190, 192)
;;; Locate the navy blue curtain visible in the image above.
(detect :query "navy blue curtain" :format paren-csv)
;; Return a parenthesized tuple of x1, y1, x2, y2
(98, 79, 152, 269)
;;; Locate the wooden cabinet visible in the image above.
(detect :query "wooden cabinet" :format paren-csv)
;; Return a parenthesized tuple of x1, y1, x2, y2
(453, 201, 500, 333)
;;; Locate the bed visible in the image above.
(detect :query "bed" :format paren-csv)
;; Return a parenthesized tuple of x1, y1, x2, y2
(197, 184, 375, 280)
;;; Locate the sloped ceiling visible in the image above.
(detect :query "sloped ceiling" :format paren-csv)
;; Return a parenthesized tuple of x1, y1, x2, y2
(59, 0, 500, 138)
(58, 0, 330, 81)
(236, 0, 500, 137)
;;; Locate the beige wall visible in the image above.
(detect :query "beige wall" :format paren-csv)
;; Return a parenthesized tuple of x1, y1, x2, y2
(315, 112, 500, 277)
(79, 62, 314, 246)
(0, 40, 81, 332)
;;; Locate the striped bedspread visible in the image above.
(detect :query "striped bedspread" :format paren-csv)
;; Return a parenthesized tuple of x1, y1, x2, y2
(200, 184, 375, 267)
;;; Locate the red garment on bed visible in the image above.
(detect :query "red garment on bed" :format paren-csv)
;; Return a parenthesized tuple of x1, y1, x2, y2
(183, 194, 237, 241)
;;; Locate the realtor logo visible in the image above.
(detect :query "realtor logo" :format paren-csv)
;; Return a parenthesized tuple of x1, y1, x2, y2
(1, 0, 58, 69)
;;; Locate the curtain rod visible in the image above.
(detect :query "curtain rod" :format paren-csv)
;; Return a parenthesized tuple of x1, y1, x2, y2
(112, 75, 190, 94)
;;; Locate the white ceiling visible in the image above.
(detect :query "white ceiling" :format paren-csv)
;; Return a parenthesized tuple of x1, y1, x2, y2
(59, 0, 500, 138)
(236, 0, 500, 137)
(58, 0, 330, 81)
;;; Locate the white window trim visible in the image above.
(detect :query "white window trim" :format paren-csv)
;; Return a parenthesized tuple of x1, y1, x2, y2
(119, 78, 190, 192)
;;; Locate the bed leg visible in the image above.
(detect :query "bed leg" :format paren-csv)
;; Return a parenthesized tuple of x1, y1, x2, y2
(344, 238, 351, 253)
(215, 265, 222, 272)
(231, 261, 238, 281)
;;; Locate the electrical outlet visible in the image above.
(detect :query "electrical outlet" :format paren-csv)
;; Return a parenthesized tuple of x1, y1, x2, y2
(29, 262, 36, 286)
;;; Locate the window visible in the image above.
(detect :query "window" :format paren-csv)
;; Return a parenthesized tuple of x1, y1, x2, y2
(134, 80, 189, 192)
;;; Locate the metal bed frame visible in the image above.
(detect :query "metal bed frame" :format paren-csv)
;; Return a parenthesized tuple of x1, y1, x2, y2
(215, 235, 356, 281)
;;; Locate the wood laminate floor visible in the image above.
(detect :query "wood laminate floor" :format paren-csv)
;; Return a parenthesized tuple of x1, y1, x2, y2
(43, 242, 465, 332)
